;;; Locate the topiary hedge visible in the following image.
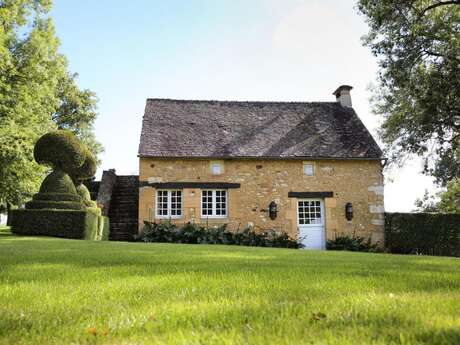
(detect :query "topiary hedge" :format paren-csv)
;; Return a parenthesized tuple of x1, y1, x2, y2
(34, 130, 86, 173)
(25, 200, 85, 210)
(26, 170, 84, 210)
(385, 213, 460, 257)
(32, 193, 81, 202)
(37, 170, 78, 195)
(10, 209, 109, 240)
(73, 148, 97, 183)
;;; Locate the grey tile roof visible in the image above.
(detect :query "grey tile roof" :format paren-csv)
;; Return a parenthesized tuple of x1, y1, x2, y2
(138, 99, 382, 159)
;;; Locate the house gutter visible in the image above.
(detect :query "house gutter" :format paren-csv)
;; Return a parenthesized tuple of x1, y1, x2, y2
(137, 155, 385, 161)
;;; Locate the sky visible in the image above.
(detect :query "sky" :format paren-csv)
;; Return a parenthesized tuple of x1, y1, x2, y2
(51, 0, 438, 212)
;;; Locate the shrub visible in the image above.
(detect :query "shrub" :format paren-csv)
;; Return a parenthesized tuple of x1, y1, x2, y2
(72, 148, 97, 183)
(32, 193, 81, 202)
(26, 170, 84, 210)
(326, 233, 378, 252)
(10, 209, 108, 240)
(34, 130, 86, 174)
(141, 222, 303, 248)
(385, 213, 460, 257)
(38, 170, 78, 195)
(98, 216, 110, 241)
(25, 200, 85, 210)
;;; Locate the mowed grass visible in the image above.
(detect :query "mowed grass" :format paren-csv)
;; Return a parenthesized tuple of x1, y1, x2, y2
(0, 232, 459, 345)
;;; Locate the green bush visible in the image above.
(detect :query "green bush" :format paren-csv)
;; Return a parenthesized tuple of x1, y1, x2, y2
(28, 170, 84, 210)
(32, 193, 81, 202)
(326, 233, 378, 252)
(385, 213, 460, 257)
(38, 170, 78, 195)
(25, 200, 85, 210)
(10, 209, 103, 240)
(72, 148, 97, 182)
(34, 130, 86, 173)
(98, 216, 110, 241)
(141, 222, 302, 248)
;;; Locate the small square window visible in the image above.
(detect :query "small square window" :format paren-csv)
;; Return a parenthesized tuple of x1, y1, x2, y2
(303, 163, 314, 176)
(211, 162, 222, 175)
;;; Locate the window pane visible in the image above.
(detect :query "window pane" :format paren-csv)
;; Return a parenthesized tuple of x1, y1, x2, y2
(157, 190, 182, 217)
(304, 164, 314, 176)
(202, 190, 212, 216)
(202, 190, 227, 217)
(157, 190, 169, 216)
(212, 163, 221, 175)
(298, 200, 322, 224)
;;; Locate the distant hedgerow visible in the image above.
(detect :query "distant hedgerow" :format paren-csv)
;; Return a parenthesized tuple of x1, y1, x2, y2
(140, 222, 303, 249)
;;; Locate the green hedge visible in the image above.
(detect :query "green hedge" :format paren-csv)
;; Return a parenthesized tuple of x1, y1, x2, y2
(32, 193, 81, 202)
(385, 213, 460, 257)
(25, 200, 85, 210)
(98, 216, 110, 241)
(34, 130, 86, 173)
(10, 209, 109, 241)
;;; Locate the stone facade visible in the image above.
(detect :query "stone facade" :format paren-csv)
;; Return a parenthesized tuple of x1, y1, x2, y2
(138, 158, 385, 245)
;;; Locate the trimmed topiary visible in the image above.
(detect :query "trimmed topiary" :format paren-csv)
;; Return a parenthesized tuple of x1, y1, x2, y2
(14, 130, 104, 240)
(73, 148, 97, 183)
(38, 170, 78, 195)
(10, 209, 109, 240)
(76, 183, 99, 210)
(76, 183, 91, 202)
(26, 170, 84, 210)
(25, 200, 85, 210)
(34, 130, 86, 174)
(33, 193, 81, 202)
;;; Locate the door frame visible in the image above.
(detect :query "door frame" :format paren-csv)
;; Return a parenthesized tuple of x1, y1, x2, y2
(297, 198, 326, 250)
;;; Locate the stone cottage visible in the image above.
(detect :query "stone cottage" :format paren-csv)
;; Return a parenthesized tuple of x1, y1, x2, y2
(137, 86, 385, 249)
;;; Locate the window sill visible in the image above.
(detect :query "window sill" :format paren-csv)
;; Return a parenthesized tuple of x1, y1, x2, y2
(201, 216, 228, 220)
(155, 216, 183, 220)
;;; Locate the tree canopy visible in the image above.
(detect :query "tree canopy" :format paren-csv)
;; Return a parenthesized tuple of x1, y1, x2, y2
(0, 0, 102, 211)
(358, 0, 460, 211)
(357, 0, 460, 184)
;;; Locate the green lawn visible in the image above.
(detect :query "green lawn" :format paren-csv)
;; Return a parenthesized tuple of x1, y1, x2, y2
(0, 232, 459, 345)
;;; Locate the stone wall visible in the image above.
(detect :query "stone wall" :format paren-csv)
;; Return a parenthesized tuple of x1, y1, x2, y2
(138, 158, 385, 244)
(96, 169, 117, 216)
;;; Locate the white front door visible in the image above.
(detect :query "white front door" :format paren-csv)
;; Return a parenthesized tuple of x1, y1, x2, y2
(297, 199, 325, 250)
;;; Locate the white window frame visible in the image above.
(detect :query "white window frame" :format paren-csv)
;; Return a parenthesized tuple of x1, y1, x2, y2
(297, 199, 324, 226)
(155, 190, 183, 219)
(201, 189, 228, 218)
(303, 163, 315, 176)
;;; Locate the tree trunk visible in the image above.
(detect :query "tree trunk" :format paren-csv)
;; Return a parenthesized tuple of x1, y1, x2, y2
(6, 202, 11, 226)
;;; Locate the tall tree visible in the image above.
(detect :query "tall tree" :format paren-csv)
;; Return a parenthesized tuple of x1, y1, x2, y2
(0, 0, 102, 211)
(357, 1, 460, 185)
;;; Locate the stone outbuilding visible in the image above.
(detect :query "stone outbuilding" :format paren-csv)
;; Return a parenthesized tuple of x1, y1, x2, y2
(137, 86, 385, 249)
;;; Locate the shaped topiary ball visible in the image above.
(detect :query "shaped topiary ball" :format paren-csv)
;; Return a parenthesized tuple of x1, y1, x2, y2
(73, 149, 97, 208)
(26, 170, 85, 210)
(73, 148, 97, 183)
(34, 130, 86, 174)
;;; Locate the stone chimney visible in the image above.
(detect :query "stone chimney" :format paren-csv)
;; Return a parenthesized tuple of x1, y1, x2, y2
(333, 85, 353, 107)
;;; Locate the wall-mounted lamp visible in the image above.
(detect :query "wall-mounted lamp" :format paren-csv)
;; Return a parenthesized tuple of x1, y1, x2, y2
(269, 201, 278, 220)
(345, 202, 353, 221)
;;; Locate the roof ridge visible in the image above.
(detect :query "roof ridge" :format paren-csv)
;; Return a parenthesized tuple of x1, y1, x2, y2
(146, 98, 339, 106)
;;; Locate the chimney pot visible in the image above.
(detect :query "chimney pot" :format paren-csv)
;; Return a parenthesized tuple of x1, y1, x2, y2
(333, 85, 353, 107)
